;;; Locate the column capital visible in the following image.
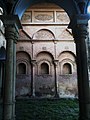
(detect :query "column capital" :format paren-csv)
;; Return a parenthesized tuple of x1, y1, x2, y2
(5, 26, 19, 44)
(69, 14, 90, 28)
(69, 14, 90, 41)
(73, 24, 88, 41)
(0, 15, 21, 43)
(31, 60, 36, 66)
(53, 60, 59, 66)
(54, 40, 57, 44)
(0, 15, 22, 32)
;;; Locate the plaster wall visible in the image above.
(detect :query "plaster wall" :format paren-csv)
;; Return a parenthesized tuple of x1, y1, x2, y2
(16, 3, 77, 98)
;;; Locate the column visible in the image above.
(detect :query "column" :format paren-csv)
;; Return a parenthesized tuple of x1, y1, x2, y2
(54, 60, 59, 98)
(12, 30, 19, 120)
(31, 60, 36, 97)
(0, 63, 2, 99)
(0, 15, 21, 120)
(1, 62, 5, 99)
(3, 26, 15, 120)
(73, 23, 90, 120)
(2, 62, 5, 101)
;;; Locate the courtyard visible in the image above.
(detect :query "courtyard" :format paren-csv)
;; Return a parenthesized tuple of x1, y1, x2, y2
(0, 98, 79, 120)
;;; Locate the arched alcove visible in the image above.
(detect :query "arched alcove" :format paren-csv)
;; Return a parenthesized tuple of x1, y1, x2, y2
(36, 51, 54, 60)
(16, 51, 31, 61)
(17, 63, 26, 74)
(58, 51, 76, 74)
(32, 29, 55, 40)
(16, 51, 31, 96)
(63, 63, 72, 74)
(41, 62, 49, 74)
(35, 51, 55, 97)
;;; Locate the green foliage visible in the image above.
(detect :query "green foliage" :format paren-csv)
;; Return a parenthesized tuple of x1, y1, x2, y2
(16, 99, 79, 120)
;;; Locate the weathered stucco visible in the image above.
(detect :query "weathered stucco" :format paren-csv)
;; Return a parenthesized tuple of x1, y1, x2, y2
(16, 3, 77, 98)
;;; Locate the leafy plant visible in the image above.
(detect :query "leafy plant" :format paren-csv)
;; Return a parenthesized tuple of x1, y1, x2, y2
(16, 98, 79, 120)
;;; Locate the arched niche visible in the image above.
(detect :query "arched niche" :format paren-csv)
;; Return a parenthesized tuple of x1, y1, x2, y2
(36, 51, 54, 61)
(17, 63, 26, 75)
(36, 51, 54, 75)
(16, 51, 31, 74)
(58, 51, 76, 74)
(32, 29, 55, 40)
(58, 51, 76, 62)
(16, 51, 31, 60)
(40, 62, 49, 75)
(63, 63, 72, 75)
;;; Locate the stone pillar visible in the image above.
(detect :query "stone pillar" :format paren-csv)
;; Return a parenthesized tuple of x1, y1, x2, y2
(0, 63, 2, 98)
(54, 60, 59, 98)
(0, 15, 21, 120)
(73, 23, 90, 120)
(0, 62, 5, 99)
(12, 30, 19, 120)
(31, 60, 36, 97)
(3, 26, 15, 120)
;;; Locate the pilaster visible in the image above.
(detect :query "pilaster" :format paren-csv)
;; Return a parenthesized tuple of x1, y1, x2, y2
(31, 60, 36, 97)
(54, 60, 59, 98)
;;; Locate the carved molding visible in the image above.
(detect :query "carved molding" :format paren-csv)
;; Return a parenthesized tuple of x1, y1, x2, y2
(34, 12, 53, 22)
(56, 12, 70, 23)
(21, 12, 31, 22)
(35, 14, 53, 21)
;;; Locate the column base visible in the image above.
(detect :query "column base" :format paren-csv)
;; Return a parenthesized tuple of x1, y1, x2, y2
(30, 94, 36, 98)
(54, 94, 59, 98)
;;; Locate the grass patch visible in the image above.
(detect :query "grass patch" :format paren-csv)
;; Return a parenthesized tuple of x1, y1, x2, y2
(16, 98, 79, 120)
